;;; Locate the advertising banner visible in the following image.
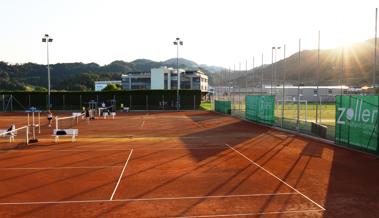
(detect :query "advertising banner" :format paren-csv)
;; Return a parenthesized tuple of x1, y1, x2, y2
(335, 95, 378, 154)
(245, 95, 275, 125)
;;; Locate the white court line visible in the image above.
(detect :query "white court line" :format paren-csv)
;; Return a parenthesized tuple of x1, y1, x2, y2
(140, 120, 145, 129)
(169, 209, 324, 218)
(0, 166, 124, 170)
(1, 147, 227, 152)
(0, 192, 297, 205)
(110, 149, 133, 200)
(225, 143, 326, 211)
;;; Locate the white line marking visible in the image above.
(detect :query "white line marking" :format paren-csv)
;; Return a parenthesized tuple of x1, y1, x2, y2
(169, 209, 324, 218)
(110, 149, 133, 200)
(140, 120, 145, 129)
(225, 143, 326, 211)
(0, 166, 124, 170)
(0, 147, 227, 152)
(0, 192, 297, 205)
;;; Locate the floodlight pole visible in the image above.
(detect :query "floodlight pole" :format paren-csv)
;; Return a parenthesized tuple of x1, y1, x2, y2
(173, 37, 183, 111)
(261, 53, 264, 93)
(271, 47, 274, 94)
(42, 34, 53, 110)
(281, 44, 286, 128)
(316, 30, 320, 124)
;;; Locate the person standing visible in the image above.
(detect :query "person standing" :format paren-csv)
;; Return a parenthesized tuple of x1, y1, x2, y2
(47, 110, 53, 127)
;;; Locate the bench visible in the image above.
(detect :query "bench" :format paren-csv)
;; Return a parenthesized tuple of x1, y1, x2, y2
(0, 129, 16, 142)
(102, 112, 116, 119)
(53, 129, 78, 143)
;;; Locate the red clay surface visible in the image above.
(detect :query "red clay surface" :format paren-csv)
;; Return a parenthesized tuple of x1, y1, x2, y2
(0, 111, 378, 217)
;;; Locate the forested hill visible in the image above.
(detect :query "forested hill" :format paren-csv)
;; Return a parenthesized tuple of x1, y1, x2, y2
(0, 58, 219, 91)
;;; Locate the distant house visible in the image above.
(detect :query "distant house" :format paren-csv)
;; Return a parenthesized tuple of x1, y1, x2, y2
(94, 80, 122, 91)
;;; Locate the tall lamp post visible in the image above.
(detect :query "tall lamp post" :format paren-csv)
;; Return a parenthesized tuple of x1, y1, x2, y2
(42, 34, 53, 110)
(173, 37, 183, 111)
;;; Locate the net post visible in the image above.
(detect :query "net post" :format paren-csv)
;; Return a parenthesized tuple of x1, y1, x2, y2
(38, 112, 41, 134)
(55, 116, 59, 130)
(26, 126, 29, 145)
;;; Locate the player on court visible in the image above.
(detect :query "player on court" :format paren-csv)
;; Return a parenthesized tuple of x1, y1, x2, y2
(47, 110, 53, 127)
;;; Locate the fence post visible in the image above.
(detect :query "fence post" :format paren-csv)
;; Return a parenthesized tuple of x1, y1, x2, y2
(2, 94, 4, 112)
(146, 95, 148, 111)
(194, 95, 196, 110)
(10, 94, 13, 112)
(130, 95, 132, 111)
(79, 95, 82, 110)
(63, 94, 65, 110)
(162, 95, 164, 110)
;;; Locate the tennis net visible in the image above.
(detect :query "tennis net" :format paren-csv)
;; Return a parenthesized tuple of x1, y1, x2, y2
(55, 112, 85, 129)
(0, 125, 30, 148)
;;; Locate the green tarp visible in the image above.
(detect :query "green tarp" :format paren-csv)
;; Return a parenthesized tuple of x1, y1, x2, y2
(245, 95, 275, 125)
(214, 100, 231, 114)
(335, 95, 379, 154)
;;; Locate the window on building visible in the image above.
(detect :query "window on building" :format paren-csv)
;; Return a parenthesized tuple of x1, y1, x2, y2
(192, 77, 200, 90)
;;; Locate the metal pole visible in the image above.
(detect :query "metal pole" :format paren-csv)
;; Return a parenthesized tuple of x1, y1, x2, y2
(176, 42, 179, 111)
(261, 53, 264, 94)
(297, 38, 301, 130)
(252, 56, 255, 93)
(271, 48, 274, 94)
(374, 8, 378, 87)
(341, 46, 344, 96)
(46, 40, 51, 110)
(245, 59, 248, 93)
(316, 30, 320, 123)
(281, 44, 286, 128)
(239, 62, 241, 111)
(229, 67, 231, 101)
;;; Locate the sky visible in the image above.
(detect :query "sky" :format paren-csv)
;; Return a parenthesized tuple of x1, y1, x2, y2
(0, 0, 378, 68)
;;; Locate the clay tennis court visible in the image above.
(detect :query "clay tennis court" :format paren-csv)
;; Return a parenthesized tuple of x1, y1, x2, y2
(0, 111, 378, 217)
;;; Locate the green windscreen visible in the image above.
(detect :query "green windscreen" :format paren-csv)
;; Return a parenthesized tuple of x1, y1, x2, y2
(335, 95, 378, 154)
(245, 95, 275, 125)
(214, 100, 231, 114)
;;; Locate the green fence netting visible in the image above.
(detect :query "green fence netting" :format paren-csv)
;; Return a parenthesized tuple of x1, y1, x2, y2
(0, 90, 201, 111)
(215, 100, 231, 114)
(335, 95, 379, 154)
(245, 95, 275, 125)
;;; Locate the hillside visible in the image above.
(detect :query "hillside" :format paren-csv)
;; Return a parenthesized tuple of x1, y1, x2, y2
(211, 38, 379, 87)
(0, 58, 216, 91)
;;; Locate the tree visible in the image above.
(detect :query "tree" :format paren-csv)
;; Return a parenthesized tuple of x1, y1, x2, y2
(101, 83, 122, 91)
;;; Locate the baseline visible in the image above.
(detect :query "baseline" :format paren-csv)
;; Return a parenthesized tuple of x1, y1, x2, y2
(0, 192, 298, 205)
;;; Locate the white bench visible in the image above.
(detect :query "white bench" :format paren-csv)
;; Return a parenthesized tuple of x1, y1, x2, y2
(102, 112, 116, 119)
(0, 129, 16, 142)
(53, 129, 78, 143)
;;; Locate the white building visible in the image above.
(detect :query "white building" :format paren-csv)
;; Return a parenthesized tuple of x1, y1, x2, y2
(94, 80, 122, 91)
(121, 67, 209, 92)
